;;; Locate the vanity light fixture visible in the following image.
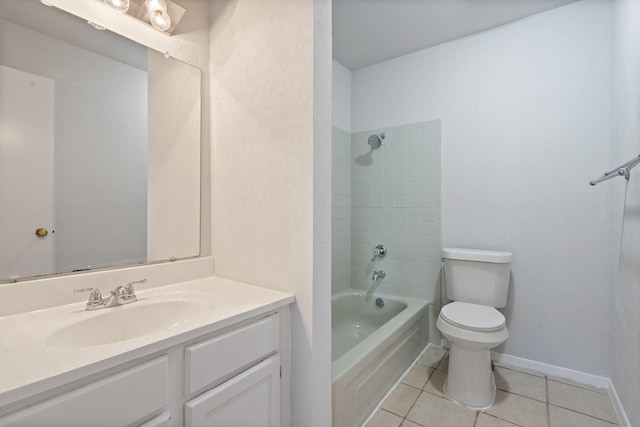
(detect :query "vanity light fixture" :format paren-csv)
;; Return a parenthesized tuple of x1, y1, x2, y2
(100, 0, 185, 35)
(146, 0, 167, 13)
(103, 0, 130, 14)
(87, 20, 107, 30)
(146, 0, 171, 31)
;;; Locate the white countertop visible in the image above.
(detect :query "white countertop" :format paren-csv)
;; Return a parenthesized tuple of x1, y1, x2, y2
(0, 276, 294, 406)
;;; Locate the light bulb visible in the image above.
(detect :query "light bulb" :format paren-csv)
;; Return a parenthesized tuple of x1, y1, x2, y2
(146, 0, 168, 13)
(149, 9, 171, 31)
(103, 0, 130, 13)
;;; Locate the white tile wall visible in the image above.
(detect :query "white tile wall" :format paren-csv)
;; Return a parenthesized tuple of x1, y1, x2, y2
(350, 120, 441, 299)
(332, 126, 352, 294)
(332, 120, 442, 341)
(351, 121, 442, 341)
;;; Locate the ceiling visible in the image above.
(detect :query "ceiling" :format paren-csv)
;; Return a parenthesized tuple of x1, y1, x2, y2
(333, 0, 580, 70)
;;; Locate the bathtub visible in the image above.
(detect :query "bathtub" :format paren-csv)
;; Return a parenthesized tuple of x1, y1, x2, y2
(332, 290, 429, 427)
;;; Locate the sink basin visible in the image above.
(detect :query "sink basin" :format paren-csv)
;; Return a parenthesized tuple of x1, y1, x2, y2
(46, 299, 210, 348)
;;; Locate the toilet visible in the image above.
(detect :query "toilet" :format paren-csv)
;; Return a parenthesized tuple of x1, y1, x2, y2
(436, 248, 512, 410)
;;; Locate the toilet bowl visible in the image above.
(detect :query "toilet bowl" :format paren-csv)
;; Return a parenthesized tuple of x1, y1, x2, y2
(436, 302, 508, 409)
(436, 248, 512, 410)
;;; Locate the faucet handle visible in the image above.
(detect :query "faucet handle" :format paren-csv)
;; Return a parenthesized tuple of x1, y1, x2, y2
(124, 279, 146, 294)
(371, 244, 387, 262)
(111, 285, 126, 297)
(121, 279, 146, 301)
(74, 287, 104, 309)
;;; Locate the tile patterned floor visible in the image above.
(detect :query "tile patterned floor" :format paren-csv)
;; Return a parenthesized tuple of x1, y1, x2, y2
(365, 345, 621, 427)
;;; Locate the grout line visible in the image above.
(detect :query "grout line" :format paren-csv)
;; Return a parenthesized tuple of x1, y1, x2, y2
(493, 386, 546, 403)
(486, 390, 528, 427)
(402, 386, 426, 423)
(547, 376, 620, 425)
(494, 363, 545, 378)
(402, 414, 427, 427)
(546, 376, 609, 394)
(545, 375, 550, 427)
(424, 365, 437, 388)
(403, 349, 448, 426)
(376, 382, 422, 418)
(377, 408, 405, 425)
(548, 403, 620, 425)
(480, 413, 524, 427)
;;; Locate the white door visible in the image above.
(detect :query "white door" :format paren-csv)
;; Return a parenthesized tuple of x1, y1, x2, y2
(0, 65, 54, 280)
(185, 356, 280, 427)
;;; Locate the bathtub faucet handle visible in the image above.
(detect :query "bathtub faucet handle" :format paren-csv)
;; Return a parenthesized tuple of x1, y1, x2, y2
(372, 270, 386, 281)
(371, 244, 387, 262)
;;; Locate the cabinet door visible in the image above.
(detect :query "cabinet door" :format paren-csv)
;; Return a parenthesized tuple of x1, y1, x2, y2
(185, 355, 279, 427)
(139, 412, 171, 427)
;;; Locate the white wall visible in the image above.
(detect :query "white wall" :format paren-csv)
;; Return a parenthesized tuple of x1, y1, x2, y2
(209, 0, 332, 425)
(332, 60, 351, 132)
(611, 0, 640, 424)
(351, 0, 613, 376)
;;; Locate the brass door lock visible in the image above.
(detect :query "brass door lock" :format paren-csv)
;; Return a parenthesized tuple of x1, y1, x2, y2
(35, 228, 48, 238)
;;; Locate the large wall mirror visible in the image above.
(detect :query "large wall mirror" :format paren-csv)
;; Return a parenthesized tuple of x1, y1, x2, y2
(0, 0, 201, 283)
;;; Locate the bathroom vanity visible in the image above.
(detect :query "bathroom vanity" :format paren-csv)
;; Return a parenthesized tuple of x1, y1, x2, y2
(0, 2, 297, 426)
(0, 276, 294, 427)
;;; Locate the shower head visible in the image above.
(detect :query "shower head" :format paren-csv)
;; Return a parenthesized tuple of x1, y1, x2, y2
(367, 132, 386, 150)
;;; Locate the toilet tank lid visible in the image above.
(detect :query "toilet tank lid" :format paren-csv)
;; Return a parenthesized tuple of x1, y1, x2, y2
(442, 248, 512, 263)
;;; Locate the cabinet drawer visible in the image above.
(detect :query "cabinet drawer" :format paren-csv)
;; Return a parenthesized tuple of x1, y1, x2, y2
(0, 356, 168, 427)
(185, 314, 279, 395)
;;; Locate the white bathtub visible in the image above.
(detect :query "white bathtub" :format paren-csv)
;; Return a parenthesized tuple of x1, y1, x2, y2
(332, 290, 429, 427)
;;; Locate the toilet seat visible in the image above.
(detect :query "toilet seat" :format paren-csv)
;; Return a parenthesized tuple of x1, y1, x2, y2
(440, 302, 505, 332)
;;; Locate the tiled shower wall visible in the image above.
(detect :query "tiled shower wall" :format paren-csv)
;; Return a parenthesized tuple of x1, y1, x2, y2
(332, 120, 442, 341)
(332, 126, 352, 294)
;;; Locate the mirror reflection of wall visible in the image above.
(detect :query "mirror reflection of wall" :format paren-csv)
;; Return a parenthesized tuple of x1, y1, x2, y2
(0, 0, 201, 283)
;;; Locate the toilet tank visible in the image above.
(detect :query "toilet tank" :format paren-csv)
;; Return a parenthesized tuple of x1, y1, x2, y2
(442, 248, 512, 308)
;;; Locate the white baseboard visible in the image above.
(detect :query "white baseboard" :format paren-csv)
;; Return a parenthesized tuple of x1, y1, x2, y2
(608, 379, 632, 427)
(490, 351, 610, 389)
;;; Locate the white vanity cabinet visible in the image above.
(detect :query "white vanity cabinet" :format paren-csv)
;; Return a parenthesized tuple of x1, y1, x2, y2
(0, 357, 169, 427)
(184, 315, 281, 427)
(0, 310, 289, 427)
(185, 355, 280, 426)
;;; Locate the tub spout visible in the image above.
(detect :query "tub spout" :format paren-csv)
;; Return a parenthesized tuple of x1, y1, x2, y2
(372, 270, 386, 281)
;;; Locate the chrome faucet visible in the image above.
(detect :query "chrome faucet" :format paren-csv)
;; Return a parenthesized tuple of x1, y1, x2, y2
(371, 244, 387, 262)
(372, 270, 386, 282)
(74, 279, 146, 311)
